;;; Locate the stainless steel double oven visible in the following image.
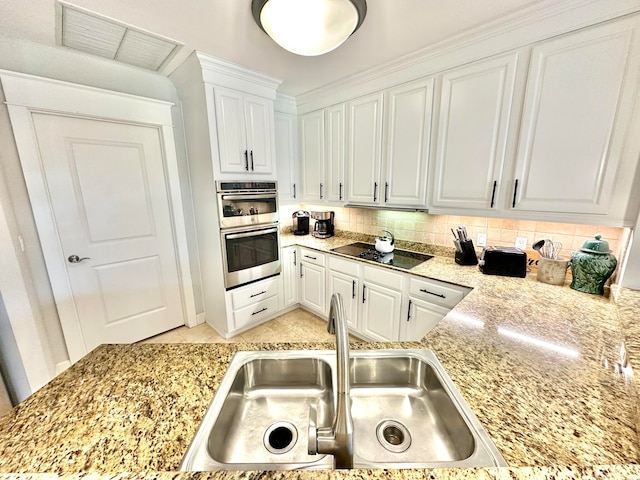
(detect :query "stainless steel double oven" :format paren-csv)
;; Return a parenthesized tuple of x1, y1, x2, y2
(217, 181, 280, 289)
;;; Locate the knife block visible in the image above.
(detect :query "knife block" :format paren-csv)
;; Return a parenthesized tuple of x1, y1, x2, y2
(455, 239, 478, 266)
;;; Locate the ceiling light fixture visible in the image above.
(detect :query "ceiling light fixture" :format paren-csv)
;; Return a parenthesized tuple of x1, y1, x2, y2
(251, 0, 367, 56)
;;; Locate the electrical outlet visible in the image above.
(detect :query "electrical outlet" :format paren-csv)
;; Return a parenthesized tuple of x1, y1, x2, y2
(477, 233, 487, 247)
(515, 237, 527, 249)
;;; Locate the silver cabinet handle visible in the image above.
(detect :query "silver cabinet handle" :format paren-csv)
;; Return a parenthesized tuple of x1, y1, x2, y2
(244, 150, 249, 171)
(362, 284, 367, 303)
(320, 183, 324, 199)
(407, 299, 412, 322)
(373, 182, 378, 202)
(304, 255, 317, 260)
(352, 280, 356, 299)
(68, 255, 90, 263)
(250, 290, 267, 298)
(339, 183, 343, 201)
(250, 150, 255, 171)
(384, 182, 389, 203)
(293, 250, 297, 266)
(300, 263, 303, 278)
(252, 307, 267, 316)
(293, 183, 296, 199)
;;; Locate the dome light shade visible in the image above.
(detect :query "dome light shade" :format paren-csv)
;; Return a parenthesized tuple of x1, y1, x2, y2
(252, 0, 367, 56)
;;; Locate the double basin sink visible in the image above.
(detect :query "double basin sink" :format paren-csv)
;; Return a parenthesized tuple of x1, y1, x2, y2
(180, 349, 507, 471)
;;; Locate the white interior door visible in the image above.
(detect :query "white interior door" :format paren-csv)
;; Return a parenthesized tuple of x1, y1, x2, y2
(31, 113, 184, 351)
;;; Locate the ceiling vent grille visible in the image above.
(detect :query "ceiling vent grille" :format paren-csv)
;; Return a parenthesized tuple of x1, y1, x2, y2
(58, 1, 183, 72)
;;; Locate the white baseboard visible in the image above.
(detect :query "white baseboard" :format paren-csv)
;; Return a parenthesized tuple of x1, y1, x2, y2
(196, 312, 206, 325)
(55, 360, 71, 376)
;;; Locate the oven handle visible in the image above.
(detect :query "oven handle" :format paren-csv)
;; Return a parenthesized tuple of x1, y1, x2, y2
(221, 193, 277, 201)
(225, 227, 279, 240)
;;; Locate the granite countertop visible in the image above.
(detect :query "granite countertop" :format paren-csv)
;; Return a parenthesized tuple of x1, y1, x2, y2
(1, 233, 639, 479)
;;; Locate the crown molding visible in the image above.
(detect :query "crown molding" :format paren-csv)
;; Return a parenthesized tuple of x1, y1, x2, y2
(296, 0, 640, 113)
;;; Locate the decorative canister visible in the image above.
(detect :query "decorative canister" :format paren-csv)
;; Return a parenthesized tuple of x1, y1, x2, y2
(569, 234, 617, 295)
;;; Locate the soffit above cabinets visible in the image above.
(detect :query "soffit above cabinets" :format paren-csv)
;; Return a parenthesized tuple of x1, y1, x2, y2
(57, 1, 183, 72)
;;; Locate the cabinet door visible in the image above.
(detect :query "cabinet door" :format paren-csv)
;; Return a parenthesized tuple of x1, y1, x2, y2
(244, 94, 274, 174)
(326, 104, 346, 203)
(513, 22, 640, 215)
(384, 78, 434, 208)
(431, 53, 519, 210)
(214, 87, 248, 173)
(360, 282, 402, 341)
(281, 247, 298, 308)
(402, 297, 449, 341)
(275, 113, 298, 202)
(347, 92, 384, 205)
(299, 262, 326, 315)
(300, 110, 326, 201)
(328, 270, 358, 331)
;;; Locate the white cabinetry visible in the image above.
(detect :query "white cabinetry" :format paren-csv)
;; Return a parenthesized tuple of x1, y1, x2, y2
(430, 53, 521, 211)
(347, 92, 385, 205)
(280, 246, 298, 309)
(347, 80, 434, 208)
(300, 104, 346, 203)
(214, 86, 275, 174)
(360, 266, 405, 341)
(227, 276, 280, 331)
(300, 110, 325, 202)
(512, 19, 640, 221)
(383, 78, 434, 207)
(327, 256, 359, 331)
(275, 109, 299, 202)
(298, 248, 327, 316)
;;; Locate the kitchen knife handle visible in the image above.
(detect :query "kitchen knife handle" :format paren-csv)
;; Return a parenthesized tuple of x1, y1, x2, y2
(244, 150, 249, 171)
(407, 300, 412, 322)
(339, 183, 343, 201)
(250, 150, 254, 171)
(384, 182, 389, 203)
(490, 180, 497, 208)
(512, 179, 519, 208)
(320, 183, 323, 199)
(373, 182, 378, 202)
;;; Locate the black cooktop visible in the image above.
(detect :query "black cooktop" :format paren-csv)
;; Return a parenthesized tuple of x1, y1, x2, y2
(331, 242, 433, 270)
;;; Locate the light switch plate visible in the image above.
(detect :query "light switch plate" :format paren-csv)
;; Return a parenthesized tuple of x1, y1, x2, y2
(477, 233, 487, 247)
(515, 237, 527, 249)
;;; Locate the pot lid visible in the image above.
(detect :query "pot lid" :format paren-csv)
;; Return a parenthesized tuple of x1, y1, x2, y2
(580, 234, 611, 254)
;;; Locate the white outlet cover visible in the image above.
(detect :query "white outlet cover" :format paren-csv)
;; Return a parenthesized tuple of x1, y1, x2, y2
(477, 233, 487, 247)
(515, 237, 527, 249)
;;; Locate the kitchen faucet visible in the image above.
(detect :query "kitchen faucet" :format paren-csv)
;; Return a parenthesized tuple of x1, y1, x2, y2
(308, 293, 354, 468)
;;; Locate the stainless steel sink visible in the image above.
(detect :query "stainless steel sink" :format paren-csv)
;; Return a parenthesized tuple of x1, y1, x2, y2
(180, 349, 507, 471)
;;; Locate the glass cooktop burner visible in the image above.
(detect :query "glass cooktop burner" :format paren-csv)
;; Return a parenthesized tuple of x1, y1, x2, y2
(331, 242, 433, 270)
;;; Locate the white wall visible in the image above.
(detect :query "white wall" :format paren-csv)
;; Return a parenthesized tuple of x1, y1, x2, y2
(0, 35, 204, 380)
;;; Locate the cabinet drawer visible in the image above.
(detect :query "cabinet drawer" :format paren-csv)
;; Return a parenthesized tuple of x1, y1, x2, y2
(409, 277, 468, 309)
(233, 295, 279, 330)
(300, 248, 325, 267)
(363, 265, 404, 291)
(231, 276, 278, 310)
(329, 255, 359, 276)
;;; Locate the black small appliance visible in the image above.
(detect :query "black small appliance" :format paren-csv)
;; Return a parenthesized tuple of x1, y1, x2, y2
(478, 246, 527, 277)
(292, 210, 311, 235)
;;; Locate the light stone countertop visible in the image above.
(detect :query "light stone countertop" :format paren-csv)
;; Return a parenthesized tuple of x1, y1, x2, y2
(0, 232, 639, 479)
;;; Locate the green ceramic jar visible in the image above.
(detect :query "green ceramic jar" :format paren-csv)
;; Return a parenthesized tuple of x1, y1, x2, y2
(569, 234, 617, 295)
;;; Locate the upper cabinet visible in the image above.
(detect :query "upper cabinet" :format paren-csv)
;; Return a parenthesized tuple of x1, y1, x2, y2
(430, 53, 521, 211)
(347, 92, 384, 205)
(300, 104, 346, 203)
(347, 78, 434, 209)
(511, 19, 640, 220)
(274, 95, 299, 203)
(214, 86, 275, 174)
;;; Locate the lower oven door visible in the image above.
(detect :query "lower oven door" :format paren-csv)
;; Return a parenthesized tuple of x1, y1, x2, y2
(221, 224, 281, 289)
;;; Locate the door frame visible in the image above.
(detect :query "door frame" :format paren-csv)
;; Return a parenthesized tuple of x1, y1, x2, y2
(0, 70, 197, 363)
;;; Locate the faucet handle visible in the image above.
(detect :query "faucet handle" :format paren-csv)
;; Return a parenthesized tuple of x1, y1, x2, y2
(308, 403, 318, 455)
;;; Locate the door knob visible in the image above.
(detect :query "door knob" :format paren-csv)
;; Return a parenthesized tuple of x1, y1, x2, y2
(68, 255, 90, 263)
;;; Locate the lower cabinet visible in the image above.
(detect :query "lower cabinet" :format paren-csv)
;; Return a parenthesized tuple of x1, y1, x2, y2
(279, 246, 471, 341)
(227, 276, 280, 332)
(327, 256, 359, 331)
(360, 266, 405, 341)
(299, 248, 327, 316)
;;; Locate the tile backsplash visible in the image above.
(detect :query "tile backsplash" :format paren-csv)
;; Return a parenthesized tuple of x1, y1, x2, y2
(280, 204, 631, 263)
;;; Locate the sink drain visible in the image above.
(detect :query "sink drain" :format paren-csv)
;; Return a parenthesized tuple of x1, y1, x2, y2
(264, 421, 298, 454)
(376, 420, 411, 453)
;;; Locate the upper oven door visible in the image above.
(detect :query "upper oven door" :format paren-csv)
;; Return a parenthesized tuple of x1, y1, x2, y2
(217, 191, 278, 228)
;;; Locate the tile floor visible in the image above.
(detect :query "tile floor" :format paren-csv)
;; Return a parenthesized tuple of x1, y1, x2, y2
(140, 308, 361, 344)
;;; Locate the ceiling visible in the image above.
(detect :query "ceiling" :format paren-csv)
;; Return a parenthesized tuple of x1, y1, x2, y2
(0, 0, 553, 96)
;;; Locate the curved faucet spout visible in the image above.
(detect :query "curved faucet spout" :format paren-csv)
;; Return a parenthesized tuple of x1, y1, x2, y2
(308, 293, 354, 469)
